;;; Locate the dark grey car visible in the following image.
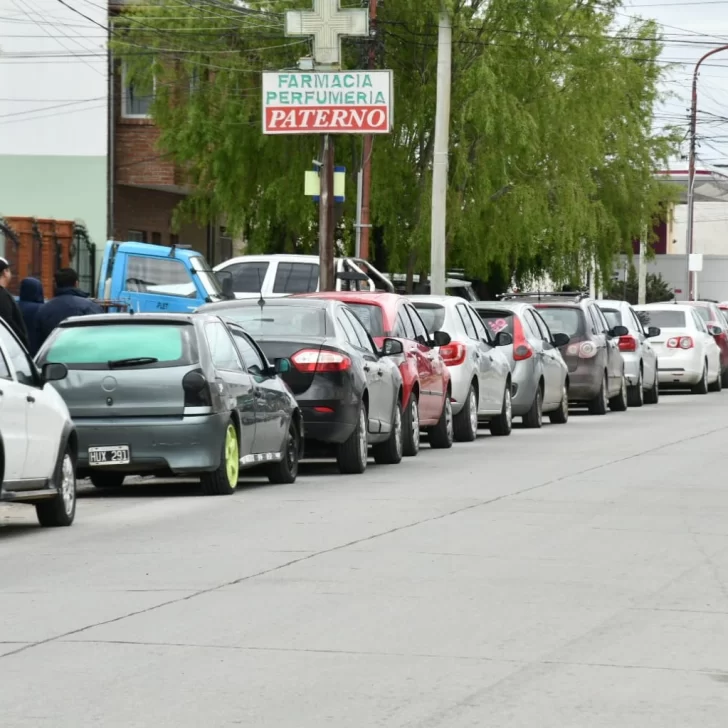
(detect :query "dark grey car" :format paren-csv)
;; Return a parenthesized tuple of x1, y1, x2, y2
(35, 313, 302, 494)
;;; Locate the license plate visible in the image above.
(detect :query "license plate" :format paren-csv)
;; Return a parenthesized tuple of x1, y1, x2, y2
(88, 446, 130, 466)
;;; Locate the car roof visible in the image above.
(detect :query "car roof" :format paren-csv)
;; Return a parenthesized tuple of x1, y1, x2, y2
(598, 299, 630, 308)
(407, 295, 453, 305)
(634, 303, 696, 312)
(200, 296, 333, 311)
(472, 300, 529, 312)
(57, 313, 201, 327)
(675, 299, 714, 308)
(296, 292, 400, 306)
(532, 300, 582, 309)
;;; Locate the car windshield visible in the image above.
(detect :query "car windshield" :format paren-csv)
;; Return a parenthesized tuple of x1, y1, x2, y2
(535, 306, 584, 338)
(411, 303, 446, 333)
(475, 309, 515, 337)
(638, 309, 686, 328)
(190, 256, 226, 301)
(42, 324, 197, 370)
(600, 308, 622, 329)
(346, 303, 385, 336)
(210, 304, 327, 337)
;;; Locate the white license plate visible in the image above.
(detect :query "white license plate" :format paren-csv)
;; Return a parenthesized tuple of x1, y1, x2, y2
(88, 446, 130, 466)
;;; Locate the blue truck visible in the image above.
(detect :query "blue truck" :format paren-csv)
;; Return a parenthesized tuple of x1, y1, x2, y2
(97, 241, 234, 312)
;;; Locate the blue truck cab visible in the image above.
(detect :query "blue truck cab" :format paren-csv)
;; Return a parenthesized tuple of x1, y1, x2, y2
(97, 241, 234, 312)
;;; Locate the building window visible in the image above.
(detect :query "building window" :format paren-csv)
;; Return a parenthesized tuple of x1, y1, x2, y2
(121, 60, 155, 118)
(128, 230, 147, 243)
(170, 234, 179, 246)
(151, 232, 162, 245)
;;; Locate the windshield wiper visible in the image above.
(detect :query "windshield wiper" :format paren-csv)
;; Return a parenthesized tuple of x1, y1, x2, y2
(108, 357, 159, 369)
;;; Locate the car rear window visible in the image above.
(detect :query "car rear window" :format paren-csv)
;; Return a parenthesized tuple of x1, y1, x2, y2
(411, 303, 446, 333)
(475, 309, 515, 337)
(43, 324, 196, 369)
(212, 304, 327, 337)
(535, 306, 584, 338)
(346, 303, 385, 337)
(638, 309, 686, 328)
(600, 308, 622, 329)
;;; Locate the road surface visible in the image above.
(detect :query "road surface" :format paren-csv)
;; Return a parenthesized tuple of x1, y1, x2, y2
(2, 392, 728, 727)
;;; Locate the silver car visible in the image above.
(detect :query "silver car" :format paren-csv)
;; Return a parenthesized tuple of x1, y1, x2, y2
(597, 299, 660, 406)
(472, 301, 571, 427)
(408, 295, 513, 441)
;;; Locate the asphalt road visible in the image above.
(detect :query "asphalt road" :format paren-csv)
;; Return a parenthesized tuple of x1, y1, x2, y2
(2, 391, 728, 726)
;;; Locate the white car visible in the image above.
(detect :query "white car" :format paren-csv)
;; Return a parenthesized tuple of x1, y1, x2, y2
(634, 303, 722, 393)
(408, 295, 513, 440)
(0, 319, 77, 526)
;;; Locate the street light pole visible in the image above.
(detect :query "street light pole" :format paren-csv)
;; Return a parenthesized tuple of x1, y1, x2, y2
(686, 44, 728, 301)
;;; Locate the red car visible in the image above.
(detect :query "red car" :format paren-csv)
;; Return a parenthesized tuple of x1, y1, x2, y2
(296, 292, 453, 456)
(678, 300, 728, 386)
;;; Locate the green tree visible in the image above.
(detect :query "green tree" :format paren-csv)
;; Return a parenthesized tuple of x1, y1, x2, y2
(113, 0, 677, 284)
(606, 270, 675, 304)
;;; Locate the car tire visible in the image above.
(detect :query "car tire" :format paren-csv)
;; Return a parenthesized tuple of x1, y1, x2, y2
(709, 368, 723, 393)
(267, 420, 300, 485)
(644, 372, 660, 405)
(523, 383, 543, 429)
(373, 402, 404, 465)
(453, 383, 478, 442)
(200, 420, 240, 496)
(89, 472, 125, 489)
(489, 382, 513, 436)
(549, 383, 569, 424)
(627, 368, 644, 408)
(36, 446, 76, 528)
(588, 372, 609, 415)
(692, 363, 709, 395)
(428, 395, 454, 449)
(401, 394, 421, 457)
(610, 374, 629, 412)
(337, 401, 368, 474)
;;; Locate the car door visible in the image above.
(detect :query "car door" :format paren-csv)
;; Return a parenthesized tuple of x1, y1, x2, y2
(528, 309, 562, 407)
(597, 304, 623, 390)
(629, 306, 656, 386)
(228, 324, 289, 456)
(456, 302, 498, 411)
(0, 341, 28, 485)
(203, 320, 256, 460)
(693, 309, 719, 378)
(403, 303, 441, 421)
(588, 304, 616, 391)
(121, 254, 201, 313)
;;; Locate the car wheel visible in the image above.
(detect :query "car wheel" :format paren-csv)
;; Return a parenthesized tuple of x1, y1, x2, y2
(401, 394, 421, 457)
(549, 383, 569, 424)
(709, 367, 723, 392)
(267, 420, 300, 485)
(428, 395, 454, 449)
(89, 472, 125, 489)
(453, 383, 478, 442)
(610, 374, 629, 412)
(644, 372, 660, 405)
(336, 401, 368, 474)
(692, 362, 709, 395)
(36, 446, 76, 527)
(627, 368, 644, 408)
(490, 383, 513, 436)
(588, 372, 609, 415)
(523, 383, 543, 429)
(373, 402, 404, 465)
(200, 421, 240, 495)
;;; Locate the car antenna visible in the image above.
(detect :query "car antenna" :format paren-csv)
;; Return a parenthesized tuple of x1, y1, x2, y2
(257, 267, 265, 311)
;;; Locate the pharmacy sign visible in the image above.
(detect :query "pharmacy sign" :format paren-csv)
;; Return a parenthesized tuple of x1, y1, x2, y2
(262, 70, 393, 135)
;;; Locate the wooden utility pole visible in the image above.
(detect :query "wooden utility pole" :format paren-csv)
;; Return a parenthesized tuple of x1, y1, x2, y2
(319, 134, 336, 291)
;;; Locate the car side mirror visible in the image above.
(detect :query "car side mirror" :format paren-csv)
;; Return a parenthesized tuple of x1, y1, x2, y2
(494, 331, 513, 347)
(41, 361, 68, 384)
(647, 326, 660, 338)
(380, 337, 404, 357)
(274, 358, 291, 374)
(431, 330, 451, 347)
(708, 324, 724, 336)
(552, 332, 570, 348)
(610, 325, 629, 337)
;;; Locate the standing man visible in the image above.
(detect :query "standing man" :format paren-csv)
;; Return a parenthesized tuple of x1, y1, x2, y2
(0, 257, 30, 349)
(35, 267, 103, 349)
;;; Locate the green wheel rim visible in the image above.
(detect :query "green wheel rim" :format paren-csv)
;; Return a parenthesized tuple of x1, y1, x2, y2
(225, 425, 239, 488)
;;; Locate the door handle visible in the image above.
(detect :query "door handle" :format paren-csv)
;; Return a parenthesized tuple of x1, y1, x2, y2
(364, 364, 371, 372)
(377, 369, 384, 376)
(26, 395, 35, 403)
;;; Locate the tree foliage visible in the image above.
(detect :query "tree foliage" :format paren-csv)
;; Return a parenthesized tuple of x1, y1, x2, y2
(606, 270, 674, 304)
(113, 0, 678, 284)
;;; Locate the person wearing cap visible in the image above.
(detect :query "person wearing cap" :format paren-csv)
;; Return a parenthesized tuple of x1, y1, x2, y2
(0, 257, 30, 349)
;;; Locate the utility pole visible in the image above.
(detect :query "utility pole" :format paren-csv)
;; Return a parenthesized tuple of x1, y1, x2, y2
(430, 8, 452, 297)
(638, 235, 647, 305)
(319, 135, 336, 291)
(358, 0, 377, 261)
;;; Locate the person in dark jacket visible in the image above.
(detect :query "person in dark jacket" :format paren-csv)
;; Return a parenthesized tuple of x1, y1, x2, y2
(35, 267, 103, 349)
(0, 257, 30, 349)
(17, 276, 44, 355)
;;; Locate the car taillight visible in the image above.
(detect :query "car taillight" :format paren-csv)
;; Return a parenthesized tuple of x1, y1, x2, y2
(182, 369, 212, 407)
(667, 336, 694, 349)
(618, 335, 638, 352)
(291, 349, 352, 372)
(567, 340, 597, 358)
(439, 342, 467, 366)
(512, 316, 533, 361)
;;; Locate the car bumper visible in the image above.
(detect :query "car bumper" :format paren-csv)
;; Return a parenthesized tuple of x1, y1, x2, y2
(621, 352, 641, 387)
(299, 401, 359, 445)
(511, 362, 539, 416)
(653, 347, 703, 386)
(447, 363, 474, 415)
(567, 361, 603, 401)
(75, 412, 229, 477)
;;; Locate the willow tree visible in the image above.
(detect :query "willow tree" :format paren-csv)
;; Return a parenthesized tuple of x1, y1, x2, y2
(113, 0, 676, 286)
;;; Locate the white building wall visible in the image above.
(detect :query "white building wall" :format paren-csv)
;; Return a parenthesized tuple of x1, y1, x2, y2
(669, 203, 728, 256)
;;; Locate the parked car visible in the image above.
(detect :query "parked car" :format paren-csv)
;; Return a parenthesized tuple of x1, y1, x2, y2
(296, 292, 453, 456)
(634, 304, 722, 393)
(197, 297, 408, 474)
(36, 313, 303, 494)
(676, 300, 728, 386)
(502, 292, 628, 415)
(407, 295, 513, 440)
(471, 301, 571, 427)
(0, 318, 77, 526)
(597, 299, 660, 406)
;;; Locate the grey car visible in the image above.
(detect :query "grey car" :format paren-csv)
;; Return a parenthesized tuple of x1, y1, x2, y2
(472, 301, 571, 427)
(35, 313, 303, 495)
